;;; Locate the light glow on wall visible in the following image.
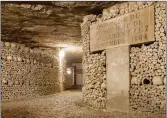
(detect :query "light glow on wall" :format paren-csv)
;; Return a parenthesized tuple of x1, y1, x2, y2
(66, 68, 72, 75)
(63, 46, 82, 52)
(59, 49, 65, 91)
(59, 50, 65, 58)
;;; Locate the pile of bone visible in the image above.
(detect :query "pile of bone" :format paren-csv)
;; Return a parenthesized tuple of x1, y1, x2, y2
(1, 41, 59, 66)
(130, 85, 166, 113)
(81, 15, 96, 55)
(1, 59, 61, 100)
(82, 52, 106, 109)
(130, 2, 166, 86)
(155, 2, 166, 42)
(81, 15, 107, 109)
(1, 41, 61, 100)
(130, 41, 166, 86)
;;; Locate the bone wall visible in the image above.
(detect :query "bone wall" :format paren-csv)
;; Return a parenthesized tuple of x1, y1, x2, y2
(81, 15, 107, 109)
(129, 2, 166, 113)
(1, 41, 63, 100)
(81, 1, 166, 113)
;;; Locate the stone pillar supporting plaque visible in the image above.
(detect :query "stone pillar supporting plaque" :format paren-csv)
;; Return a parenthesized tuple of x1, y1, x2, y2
(106, 46, 129, 113)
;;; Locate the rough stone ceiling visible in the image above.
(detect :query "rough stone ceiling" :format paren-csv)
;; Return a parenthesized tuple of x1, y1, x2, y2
(2, 1, 118, 48)
(2, 1, 118, 64)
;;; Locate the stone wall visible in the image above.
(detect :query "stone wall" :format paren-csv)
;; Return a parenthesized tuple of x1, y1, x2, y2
(60, 57, 67, 91)
(81, 1, 166, 113)
(1, 41, 64, 100)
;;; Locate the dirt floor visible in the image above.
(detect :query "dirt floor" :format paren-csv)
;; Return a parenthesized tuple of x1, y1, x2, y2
(2, 90, 166, 118)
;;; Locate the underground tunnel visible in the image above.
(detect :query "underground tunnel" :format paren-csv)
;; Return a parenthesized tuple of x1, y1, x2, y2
(1, 1, 166, 118)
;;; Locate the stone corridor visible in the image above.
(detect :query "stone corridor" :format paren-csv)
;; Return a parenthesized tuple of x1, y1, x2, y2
(1, 1, 166, 118)
(2, 90, 165, 118)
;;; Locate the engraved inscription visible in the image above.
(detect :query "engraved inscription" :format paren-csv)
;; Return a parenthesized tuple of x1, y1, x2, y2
(90, 6, 154, 52)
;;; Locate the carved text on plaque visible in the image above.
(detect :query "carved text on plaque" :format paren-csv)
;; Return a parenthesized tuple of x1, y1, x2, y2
(90, 6, 154, 52)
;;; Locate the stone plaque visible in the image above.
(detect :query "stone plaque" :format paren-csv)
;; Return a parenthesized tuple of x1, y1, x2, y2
(106, 46, 129, 113)
(90, 6, 154, 52)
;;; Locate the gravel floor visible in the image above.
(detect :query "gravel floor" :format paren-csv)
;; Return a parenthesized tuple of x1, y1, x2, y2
(2, 90, 166, 118)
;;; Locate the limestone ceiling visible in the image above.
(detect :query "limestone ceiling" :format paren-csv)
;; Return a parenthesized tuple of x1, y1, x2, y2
(2, 1, 118, 64)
